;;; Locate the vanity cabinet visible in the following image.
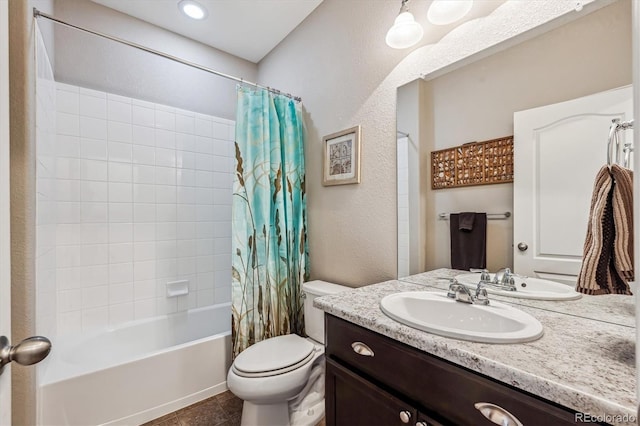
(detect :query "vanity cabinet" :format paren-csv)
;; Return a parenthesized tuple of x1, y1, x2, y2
(326, 358, 443, 426)
(325, 314, 586, 426)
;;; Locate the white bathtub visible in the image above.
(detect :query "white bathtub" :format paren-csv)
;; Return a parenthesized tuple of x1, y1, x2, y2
(39, 303, 232, 426)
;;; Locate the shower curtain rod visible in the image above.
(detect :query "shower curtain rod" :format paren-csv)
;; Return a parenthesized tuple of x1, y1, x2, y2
(33, 8, 302, 102)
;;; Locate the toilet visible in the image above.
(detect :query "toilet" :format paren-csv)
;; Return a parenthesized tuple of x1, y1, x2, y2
(227, 280, 348, 426)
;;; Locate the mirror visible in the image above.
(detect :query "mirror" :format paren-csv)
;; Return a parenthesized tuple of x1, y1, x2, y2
(396, 0, 634, 326)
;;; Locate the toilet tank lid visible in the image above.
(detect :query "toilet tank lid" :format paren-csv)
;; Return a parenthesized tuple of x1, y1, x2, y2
(302, 280, 350, 296)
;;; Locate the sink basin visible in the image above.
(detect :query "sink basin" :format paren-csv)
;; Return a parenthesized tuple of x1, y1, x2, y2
(380, 291, 543, 344)
(455, 274, 582, 301)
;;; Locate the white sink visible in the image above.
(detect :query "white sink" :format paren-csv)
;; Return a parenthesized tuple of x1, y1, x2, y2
(380, 291, 543, 344)
(455, 274, 582, 301)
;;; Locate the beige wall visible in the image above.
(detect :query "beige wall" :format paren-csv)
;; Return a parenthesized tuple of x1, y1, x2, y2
(421, 0, 631, 271)
(49, 0, 258, 119)
(258, 0, 616, 287)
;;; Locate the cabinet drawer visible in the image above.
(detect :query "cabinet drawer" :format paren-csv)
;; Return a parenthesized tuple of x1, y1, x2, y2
(325, 314, 579, 425)
(326, 358, 420, 426)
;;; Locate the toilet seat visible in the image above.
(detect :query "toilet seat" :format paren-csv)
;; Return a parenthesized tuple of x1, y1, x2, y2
(232, 334, 315, 378)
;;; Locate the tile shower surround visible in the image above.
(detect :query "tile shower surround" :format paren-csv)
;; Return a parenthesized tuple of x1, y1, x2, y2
(49, 82, 235, 336)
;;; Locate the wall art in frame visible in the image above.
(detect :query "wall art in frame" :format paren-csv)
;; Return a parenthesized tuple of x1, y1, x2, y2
(322, 125, 361, 186)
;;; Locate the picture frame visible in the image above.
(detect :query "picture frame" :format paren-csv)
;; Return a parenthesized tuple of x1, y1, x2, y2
(322, 125, 361, 186)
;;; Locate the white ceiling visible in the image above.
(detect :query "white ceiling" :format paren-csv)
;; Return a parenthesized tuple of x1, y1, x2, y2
(90, 0, 324, 63)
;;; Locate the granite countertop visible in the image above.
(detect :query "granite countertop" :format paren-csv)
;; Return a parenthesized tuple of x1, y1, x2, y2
(314, 269, 637, 425)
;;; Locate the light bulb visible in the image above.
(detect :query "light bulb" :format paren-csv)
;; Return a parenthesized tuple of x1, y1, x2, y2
(427, 0, 473, 25)
(385, 11, 424, 49)
(178, 0, 208, 20)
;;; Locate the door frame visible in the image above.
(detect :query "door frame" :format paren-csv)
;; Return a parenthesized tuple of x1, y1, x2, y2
(633, 0, 640, 408)
(0, 0, 12, 423)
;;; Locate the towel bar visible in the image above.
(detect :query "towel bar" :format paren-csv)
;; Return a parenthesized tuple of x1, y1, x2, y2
(438, 212, 511, 220)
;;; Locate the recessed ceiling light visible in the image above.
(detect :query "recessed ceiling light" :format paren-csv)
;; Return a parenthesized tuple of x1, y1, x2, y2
(427, 0, 473, 26)
(178, 0, 208, 20)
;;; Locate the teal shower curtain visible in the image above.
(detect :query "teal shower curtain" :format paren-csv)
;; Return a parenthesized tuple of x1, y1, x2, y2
(231, 86, 308, 358)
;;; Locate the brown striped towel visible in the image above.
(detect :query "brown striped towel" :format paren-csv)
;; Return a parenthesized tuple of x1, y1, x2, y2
(576, 164, 633, 295)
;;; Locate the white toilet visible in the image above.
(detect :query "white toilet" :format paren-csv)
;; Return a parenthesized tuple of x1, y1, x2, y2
(227, 280, 348, 426)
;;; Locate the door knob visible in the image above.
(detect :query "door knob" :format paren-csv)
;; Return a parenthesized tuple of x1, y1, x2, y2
(517, 242, 528, 252)
(0, 335, 51, 375)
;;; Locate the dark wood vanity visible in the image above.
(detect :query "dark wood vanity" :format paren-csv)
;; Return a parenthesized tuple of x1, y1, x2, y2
(324, 314, 587, 426)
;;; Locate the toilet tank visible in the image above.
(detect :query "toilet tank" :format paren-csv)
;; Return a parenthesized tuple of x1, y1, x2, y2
(302, 280, 349, 344)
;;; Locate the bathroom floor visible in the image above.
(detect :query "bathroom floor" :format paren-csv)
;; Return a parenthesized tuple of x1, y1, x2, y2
(142, 391, 242, 426)
(143, 390, 327, 426)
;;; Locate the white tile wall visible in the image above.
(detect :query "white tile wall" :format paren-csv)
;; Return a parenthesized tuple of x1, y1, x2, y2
(35, 30, 57, 339)
(49, 83, 235, 336)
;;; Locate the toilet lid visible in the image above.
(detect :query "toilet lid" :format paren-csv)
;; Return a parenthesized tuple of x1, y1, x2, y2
(233, 334, 314, 375)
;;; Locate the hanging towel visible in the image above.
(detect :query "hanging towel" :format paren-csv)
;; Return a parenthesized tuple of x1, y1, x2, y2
(458, 212, 476, 231)
(576, 165, 633, 295)
(610, 164, 634, 283)
(450, 212, 487, 270)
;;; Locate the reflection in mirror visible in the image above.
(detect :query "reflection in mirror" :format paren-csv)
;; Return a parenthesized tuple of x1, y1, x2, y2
(396, 0, 633, 325)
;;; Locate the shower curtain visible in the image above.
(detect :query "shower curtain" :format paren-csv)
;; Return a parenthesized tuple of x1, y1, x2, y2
(231, 86, 308, 358)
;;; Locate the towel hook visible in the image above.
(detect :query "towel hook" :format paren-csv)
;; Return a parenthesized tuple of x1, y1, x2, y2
(607, 118, 634, 169)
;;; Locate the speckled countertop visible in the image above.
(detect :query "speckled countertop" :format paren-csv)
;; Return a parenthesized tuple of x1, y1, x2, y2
(315, 269, 637, 425)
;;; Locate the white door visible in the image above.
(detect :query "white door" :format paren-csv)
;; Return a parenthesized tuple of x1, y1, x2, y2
(513, 86, 633, 285)
(0, 0, 12, 424)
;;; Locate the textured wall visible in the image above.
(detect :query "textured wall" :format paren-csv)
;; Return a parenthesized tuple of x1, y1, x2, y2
(49, 0, 258, 120)
(258, 0, 610, 287)
(8, 0, 49, 423)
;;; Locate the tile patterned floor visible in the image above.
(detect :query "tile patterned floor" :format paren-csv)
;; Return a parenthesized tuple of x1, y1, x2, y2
(142, 391, 242, 426)
(143, 391, 326, 426)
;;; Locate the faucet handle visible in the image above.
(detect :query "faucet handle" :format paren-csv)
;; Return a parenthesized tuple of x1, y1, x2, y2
(447, 279, 460, 298)
(470, 268, 491, 282)
(475, 286, 490, 305)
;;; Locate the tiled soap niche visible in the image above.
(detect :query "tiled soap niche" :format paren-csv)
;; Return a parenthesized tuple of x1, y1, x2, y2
(431, 136, 514, 190)
(49, 82, 235, 336)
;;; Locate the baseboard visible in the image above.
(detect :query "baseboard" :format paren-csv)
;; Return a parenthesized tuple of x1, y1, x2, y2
(101, 381, 229, 426)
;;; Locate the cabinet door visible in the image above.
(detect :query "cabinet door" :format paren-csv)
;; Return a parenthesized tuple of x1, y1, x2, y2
(326, 358, 417, 426)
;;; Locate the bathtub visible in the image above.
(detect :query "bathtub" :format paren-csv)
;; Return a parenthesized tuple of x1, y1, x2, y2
(39, 303, 232, 426)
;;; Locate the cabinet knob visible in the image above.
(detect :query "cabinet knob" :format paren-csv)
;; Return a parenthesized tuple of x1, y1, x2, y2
(399, 410, 411, 424)
(351, 341, 374, 357)
(517, 242, 528, 252)
(474, 402, 523, 426)
(415, 422, 429, 426)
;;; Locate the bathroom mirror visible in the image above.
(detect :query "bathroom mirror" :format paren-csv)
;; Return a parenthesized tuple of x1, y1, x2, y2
(396, 0, 635, 326)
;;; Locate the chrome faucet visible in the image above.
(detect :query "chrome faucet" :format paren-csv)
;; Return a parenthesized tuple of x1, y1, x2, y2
(470, 268, 491, 282)
(447, 279, 490, 305)
(492, 268, 517, 291)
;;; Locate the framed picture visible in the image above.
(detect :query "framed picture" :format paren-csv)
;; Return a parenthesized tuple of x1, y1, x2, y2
(322, 125, 361, 186)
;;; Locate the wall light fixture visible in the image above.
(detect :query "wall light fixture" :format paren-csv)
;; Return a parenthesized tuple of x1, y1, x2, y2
(386, 0, 424, 49)
(427, 0, 473, 25)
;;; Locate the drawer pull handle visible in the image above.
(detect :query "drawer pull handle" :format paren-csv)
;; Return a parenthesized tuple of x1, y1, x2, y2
(399, 410, 411, 424)
(474, 402, 523, 426)
(351, 341, 374, 357)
